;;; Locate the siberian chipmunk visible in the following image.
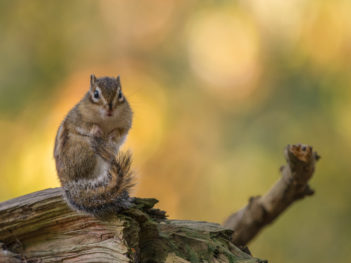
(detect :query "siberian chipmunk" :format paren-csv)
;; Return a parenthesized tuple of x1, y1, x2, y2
(54, 74, 134, 217)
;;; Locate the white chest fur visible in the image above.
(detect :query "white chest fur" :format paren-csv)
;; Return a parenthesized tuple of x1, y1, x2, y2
(92, 156, 110, 183)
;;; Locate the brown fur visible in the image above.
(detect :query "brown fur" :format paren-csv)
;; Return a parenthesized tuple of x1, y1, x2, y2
(54, 75, 134, 217)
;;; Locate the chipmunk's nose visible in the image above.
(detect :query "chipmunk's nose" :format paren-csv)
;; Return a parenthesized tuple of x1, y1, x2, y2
(108, 103, 113, 111)
(106, 103, 113, 117)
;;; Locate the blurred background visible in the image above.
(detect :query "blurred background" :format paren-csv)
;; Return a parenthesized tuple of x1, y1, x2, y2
(0, 0, 350, 262)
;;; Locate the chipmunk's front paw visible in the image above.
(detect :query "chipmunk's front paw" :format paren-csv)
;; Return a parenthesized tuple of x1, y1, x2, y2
(108, 134, 118, 143)
(108, 128, 122, 142)
(90, 124, 104, 137)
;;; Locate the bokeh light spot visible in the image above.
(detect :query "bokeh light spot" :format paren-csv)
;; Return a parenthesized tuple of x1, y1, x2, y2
(187, 10, 261, 101)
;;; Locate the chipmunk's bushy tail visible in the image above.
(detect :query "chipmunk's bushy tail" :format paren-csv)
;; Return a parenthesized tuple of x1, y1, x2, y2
(63, 152, 135, 217)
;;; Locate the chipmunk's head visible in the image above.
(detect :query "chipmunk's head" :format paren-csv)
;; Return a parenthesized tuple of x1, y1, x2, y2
(87, 74, 131, 119)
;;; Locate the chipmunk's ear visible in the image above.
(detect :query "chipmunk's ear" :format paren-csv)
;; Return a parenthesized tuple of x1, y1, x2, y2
(90, 74, 97, 86)
(116, 75, 121, 88)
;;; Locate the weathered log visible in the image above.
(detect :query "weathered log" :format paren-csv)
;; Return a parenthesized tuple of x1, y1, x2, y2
(0, 188, 264, 263)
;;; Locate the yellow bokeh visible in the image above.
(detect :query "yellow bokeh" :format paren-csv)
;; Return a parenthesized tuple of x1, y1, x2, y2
(299, 1, 351, 69)
(187, 9, 261, 101)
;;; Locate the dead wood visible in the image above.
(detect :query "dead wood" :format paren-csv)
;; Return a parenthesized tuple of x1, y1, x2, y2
(223, 144, 319, 246)
(0, 188, 264, 263)
(0, 143, 319, 262)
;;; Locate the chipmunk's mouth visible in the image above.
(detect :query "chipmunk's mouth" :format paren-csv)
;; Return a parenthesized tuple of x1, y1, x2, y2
(105, 110, 114, 117)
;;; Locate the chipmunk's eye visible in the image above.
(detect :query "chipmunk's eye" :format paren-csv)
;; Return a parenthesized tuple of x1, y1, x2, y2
(118, 90, 123, 101)
(93, 90, 100, 99)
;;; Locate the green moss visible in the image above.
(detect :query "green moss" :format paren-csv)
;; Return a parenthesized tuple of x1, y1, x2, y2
(118, 198, 263, 263)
